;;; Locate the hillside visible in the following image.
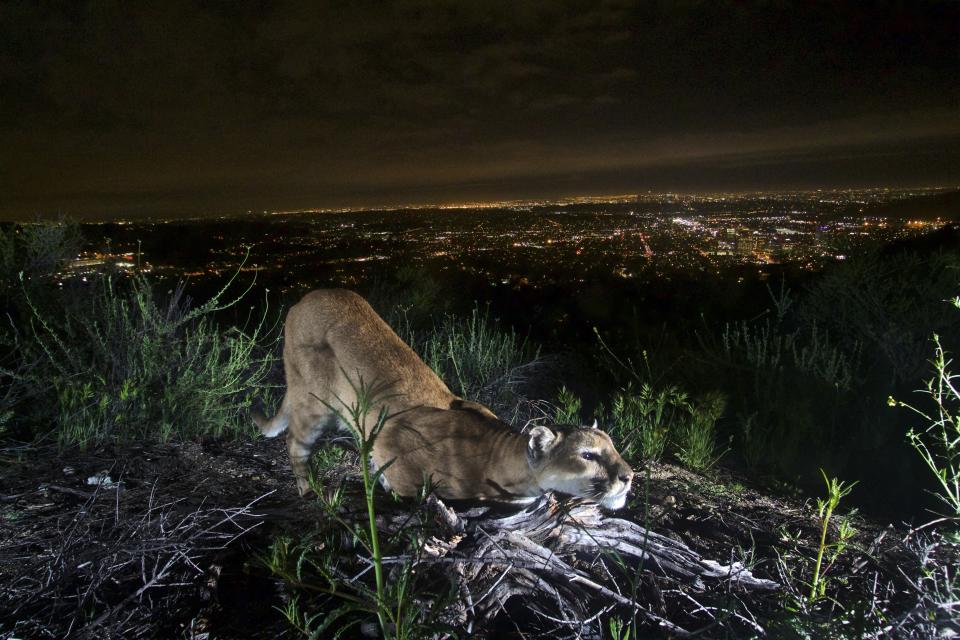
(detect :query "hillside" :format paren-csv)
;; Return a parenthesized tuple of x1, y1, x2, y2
(2, 436, 956, 638)
(1, 222, 959, 637)
(854, 189, 960, 220)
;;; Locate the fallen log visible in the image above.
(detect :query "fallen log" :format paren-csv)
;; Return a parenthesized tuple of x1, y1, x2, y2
(352, 491, 780, 636)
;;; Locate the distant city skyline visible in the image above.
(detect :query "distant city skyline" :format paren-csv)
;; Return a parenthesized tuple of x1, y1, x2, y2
(55, 189, 949, 297)
(5, 185, 958, 224)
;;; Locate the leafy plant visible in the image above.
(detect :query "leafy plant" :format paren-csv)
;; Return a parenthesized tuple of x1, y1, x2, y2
(696, 281, 860, 481)
(769, 471, 863, 636)
(809, 470, 857, 603)
(266, 373, 453, 640)
(323, 374, 394, 636)
(892, 298, 960, 517)
(608, 615, 635, 640)
(593, 326, 730, 470)
(11, 220, 82, 283)
(401, 303, 546, 420)
(721, 319, 857, 392)
(552, 386, 583, 424)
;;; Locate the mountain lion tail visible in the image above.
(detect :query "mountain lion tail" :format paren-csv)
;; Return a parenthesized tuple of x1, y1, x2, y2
(253, 409, 290, 437)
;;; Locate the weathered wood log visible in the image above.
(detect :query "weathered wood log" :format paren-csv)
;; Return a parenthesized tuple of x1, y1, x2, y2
(356, 491, 779, 636)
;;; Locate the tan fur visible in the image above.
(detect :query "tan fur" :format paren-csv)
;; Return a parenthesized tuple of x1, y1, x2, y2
(375, 407, 635, 508)
(254, 289, 634, 508)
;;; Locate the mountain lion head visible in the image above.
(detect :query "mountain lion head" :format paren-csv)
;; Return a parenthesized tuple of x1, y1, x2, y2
(526, 421, 634, 509)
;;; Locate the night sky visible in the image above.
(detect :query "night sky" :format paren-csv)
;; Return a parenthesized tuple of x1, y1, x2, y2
(2, 1, 958, 219)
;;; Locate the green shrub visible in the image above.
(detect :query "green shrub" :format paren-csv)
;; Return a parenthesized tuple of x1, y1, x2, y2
(675, 391, 728, 471)
(1, 222, 84, 426)
(606, 383, 690, 463)
(18, 221, 81, 279)
(0, 221, 81, 290)
(721, 319, 857, 392)
(19, 271, 279, 447)
(551, 386, 583, 424)
(266, 375, 454, 640)
(772, 471, 861, 635)
(809, 470, 857, 603)
(696, 282, 858, 479)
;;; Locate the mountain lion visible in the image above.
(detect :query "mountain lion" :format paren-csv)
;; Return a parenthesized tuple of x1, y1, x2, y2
(253, 289, 633, 509)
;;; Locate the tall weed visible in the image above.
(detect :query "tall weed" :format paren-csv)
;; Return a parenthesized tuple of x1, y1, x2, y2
(551, 386, 583, 424)
(721, 320, 857, 392)
(266, 375, 455, 639)
(893, 298, 960, 517)
(809, 470, 858, 602)
(699, 283, 857, 477)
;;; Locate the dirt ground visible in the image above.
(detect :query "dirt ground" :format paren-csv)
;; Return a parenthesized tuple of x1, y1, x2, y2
(1, 437, 307, 639)
(0, 436, 954, 638)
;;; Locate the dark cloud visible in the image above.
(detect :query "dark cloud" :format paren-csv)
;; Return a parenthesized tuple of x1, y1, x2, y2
(1, 0, 958, 218)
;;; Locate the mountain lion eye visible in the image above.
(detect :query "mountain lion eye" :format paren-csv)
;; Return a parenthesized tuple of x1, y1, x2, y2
(581, 451, 597, 461)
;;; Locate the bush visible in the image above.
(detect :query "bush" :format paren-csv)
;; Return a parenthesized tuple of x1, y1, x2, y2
(399, 304, 548, 421)
(695, 282, 860, 479)
(675, 239, 960, 511)
(17, 271, 279, 448)
(606, 383, 690, 463)
(551, 386, 583, 424)
(675, 391, 728, 471)
(19, 221, 82, 279)
(0, 221, 81, 290)
(798, 247, 960, 387)
(721, 318, 857, 392)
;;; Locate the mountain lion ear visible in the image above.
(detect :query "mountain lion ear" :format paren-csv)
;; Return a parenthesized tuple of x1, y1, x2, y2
(590, 419, 599, 430)
(527, 426, 557, 456)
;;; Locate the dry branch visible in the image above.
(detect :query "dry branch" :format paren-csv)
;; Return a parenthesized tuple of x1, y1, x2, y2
(0, 480, 273, 639)
(342, 491, 780, 636)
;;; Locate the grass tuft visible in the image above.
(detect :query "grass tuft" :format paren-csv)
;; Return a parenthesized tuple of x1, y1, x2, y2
(606, 383, 691, 463)
(675, 391, 728, 472)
